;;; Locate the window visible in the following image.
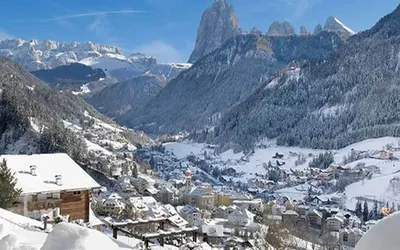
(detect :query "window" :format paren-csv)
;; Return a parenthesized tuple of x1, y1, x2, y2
(343, 233, 348, 242)
(32, 195, 38, 202)
(47, 193, 52, 200)
(73, 191, 81, 195)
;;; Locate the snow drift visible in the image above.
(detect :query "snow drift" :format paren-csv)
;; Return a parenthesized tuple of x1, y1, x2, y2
(40, 222, 120, 250)
(355, 211, 400, 250)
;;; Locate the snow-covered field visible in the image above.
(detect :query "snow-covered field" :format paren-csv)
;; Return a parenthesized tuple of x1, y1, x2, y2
(164, 141, 324, 181)
(164, 142, 208, 159)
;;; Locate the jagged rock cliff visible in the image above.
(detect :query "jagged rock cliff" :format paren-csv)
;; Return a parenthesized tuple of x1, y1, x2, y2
(188, 0, 240, 63)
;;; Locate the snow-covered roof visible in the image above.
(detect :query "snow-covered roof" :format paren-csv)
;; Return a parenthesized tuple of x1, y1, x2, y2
(201, 224, 224, 237)
(129, 196, 157, 207)
(168, 214, 188, 228)
(1, 153, 100, 195)
(283, 210, 299, 216)
(327, 216, 344, 224)
(178, 205, 201, 215)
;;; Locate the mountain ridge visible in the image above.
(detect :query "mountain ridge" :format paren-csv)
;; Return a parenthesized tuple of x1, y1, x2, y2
(124, 31, 345, 134)
(206, 4, 400, 151)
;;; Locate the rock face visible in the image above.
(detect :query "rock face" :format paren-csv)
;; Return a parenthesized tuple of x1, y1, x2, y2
(267, 21, 296, 36)
(313, 24, 323, 34)
(250, 27, 263, 36)
(324, 16, 355, 35)
(300, 26, 309, 35)
(209, 5, 400, 151)
(124, 32, 344, 134)
(0, 39, 123, 71)
(87, 74, 166, 118)
(188, 0, 240, 63)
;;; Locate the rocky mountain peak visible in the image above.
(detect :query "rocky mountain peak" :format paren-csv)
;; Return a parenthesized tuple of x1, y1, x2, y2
(267, 21, 296, 36)
(188, 0, 240, 63)
(324, 16, 355, 35)
(300, 26, 309, 35)
(313, 24, 323, 35)
(250, 27, 263, 36)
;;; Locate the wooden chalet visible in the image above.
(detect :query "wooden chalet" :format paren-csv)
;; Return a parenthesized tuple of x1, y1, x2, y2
(3, 153, 100, 223)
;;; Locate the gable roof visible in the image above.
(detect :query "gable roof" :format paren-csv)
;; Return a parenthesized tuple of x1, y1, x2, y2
(1, 153, 100, 195)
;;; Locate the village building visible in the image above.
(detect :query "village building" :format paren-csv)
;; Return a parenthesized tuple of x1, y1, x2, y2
(134, 174, 156, 194)
(181, 168, 215, 209)
(232, 199, 263, 212)
(340, 228, 364, 247)
(228, 208, 255, 226)
(4, 153, 100, 223)
(213, 206, 229, 219)
(282, 210, 299, 224)
(308, 209, 323, 228)
(202, 224, 224, 245)
(178, 205, 203, 227)
(99, 197, 126, 216)
(326, 216, 344, 231)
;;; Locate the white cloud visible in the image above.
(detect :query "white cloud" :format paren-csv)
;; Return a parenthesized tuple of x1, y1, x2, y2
(11, 10, 145, 23)
(0, 29, 14, 41)
(134, 41, 186, 63)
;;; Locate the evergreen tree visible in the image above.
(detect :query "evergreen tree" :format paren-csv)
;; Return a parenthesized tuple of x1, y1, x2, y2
(355, 200, 363, 218)
(0, 159, 22, 209)
(131, 164, 138, 178)
(371, 200, 378, 220)
(391, 202, 396, 214)
(363, 201, 369, 222)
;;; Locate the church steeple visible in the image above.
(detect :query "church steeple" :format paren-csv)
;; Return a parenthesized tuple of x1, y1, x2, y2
(185, 168, 192, 187)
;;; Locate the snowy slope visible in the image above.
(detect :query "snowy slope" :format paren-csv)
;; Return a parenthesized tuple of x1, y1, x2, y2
(0, 208, 49, 250)
(333, 137, 400, 163)
(164, 141, 324, 181)
(333, 17, 356, 35)
(41, 223, 121, 250)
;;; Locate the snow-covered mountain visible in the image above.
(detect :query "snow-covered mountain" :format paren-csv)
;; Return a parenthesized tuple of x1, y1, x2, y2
(324, 16, 356, 35)
(0, 39, 191, 81)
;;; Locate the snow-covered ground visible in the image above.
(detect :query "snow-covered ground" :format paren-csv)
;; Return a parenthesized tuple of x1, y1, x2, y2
(164, 142, 208, 159)
(0, 208, 178, 250)
(333, 137, 399, 163)
(164, 141, 324, 181)
(85, 139, 112, 155)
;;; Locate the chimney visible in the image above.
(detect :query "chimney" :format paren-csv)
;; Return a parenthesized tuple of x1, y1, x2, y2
(30, 165, 37, 176)
(55, 175, 62, 186)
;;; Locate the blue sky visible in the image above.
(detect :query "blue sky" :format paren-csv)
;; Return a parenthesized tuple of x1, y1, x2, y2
(0, 0, 398, 63)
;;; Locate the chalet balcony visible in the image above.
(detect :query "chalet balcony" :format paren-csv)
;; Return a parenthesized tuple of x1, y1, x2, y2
(28, 199, 61, 211)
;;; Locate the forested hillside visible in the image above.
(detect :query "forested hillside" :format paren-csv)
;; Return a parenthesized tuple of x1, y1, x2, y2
(125, 31, 344, 134)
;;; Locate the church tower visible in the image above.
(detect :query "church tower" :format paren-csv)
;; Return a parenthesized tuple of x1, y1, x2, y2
(185, 168, 192, 187)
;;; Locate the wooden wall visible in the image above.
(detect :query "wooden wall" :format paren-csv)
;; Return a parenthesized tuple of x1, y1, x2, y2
(60, 190, 89, 222)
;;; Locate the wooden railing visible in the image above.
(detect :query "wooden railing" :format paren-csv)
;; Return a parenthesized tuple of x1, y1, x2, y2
(28, 199, 61, 211)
